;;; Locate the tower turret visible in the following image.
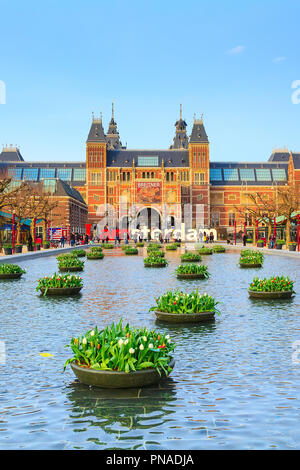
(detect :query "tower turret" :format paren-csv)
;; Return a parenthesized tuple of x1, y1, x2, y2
(169, 104, 189, 149)
(106, 101, 123, 150)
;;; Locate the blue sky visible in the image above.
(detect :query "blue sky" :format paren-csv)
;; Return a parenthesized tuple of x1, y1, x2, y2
(0, 0, 299, 162)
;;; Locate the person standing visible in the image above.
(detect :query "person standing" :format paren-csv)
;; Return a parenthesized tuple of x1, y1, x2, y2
(242, 233, 247, 246)
(60, 235, 65, 248)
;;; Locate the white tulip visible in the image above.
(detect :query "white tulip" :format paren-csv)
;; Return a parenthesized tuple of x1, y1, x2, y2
(148, 343, 153, 349)
(124, 339, 129, 345)
(139, 344, 144, 351)
(82, 338, 87, 345)
(165, 335, 170, 339)
(129, 348, 135, 354)
(118, 339, 123, 347)
(142, 336, 147, 342)
(90, 330, 95, 337)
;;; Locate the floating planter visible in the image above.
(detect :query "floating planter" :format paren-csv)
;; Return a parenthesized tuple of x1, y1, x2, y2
(87, 249, 104, 260)
(64, 320, 175, 388)
(72, 249, 86, 257)
(239, 249, 264, 268)
(136, 242, 144, 247)
(150, 289, 219, 323)
(212, 245, 226, 253)
(0, 263, 26, 279)
(147, 249, 165, 257)
(248, 276, 295, 299)
(144, 255, 168, 267)
(102, 243, 114, 249)
(3, 244, 13, 255)
(180, 252, 202, 263)
(197, 246, 213, 255)
(58, 257, 84, 272)
(124, 247, 138, 255)
(165, 244, 178, 251)
(175, 264, 210, 279)
(36, 273, 83, 296)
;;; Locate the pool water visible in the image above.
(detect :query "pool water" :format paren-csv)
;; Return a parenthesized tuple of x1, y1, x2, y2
(0, 248, 300, 449)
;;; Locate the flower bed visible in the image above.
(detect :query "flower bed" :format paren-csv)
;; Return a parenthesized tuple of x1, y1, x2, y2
(36, 273, 83, 296)
(212, 245, 226, 253)
(148, 243, 162, 249)
(150, 289, 219, 323)
(72, 249, 87, 257)
(175, 264, 210, 279)
(196, 245, 213, 255)
(165, 244, 178, 251)
(0, 263, 26, 279)
(288, 243, 297, 252)
(248, 276, 295, 299)
(58, 257, 84, 272)
(136, 242, 144, 247)
(275, 240, 285, 250)
(147, 249, 165, 257)
(124, 247, 138, 255)
(239, 249, 264, 268)
(102, 243, 114, 249)
(3, 244, 12, 255)
(180, 252, 202, 262)
(87, 250, 104, 259)
(144, 255, 168, 267)
(64, 320, 175, 388)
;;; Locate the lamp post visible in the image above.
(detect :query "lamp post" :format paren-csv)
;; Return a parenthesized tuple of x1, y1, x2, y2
(12, 212, 15, 254)
(234, 220, 237, 245)
(297, 213, 299, 252)
(33, 217, 36, 251)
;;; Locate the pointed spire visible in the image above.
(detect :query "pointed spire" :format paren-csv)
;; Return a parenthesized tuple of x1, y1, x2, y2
(106, 101, 122, 150)
(169, 104, 188, 149)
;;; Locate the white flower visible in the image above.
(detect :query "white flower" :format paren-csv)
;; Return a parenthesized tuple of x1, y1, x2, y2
(139, 344, 144, 351)
(118, 339, 123, 347)
(142, 336, 147, 342)
(129, 348, 135, 354)
(165, 335, 170, 340)
(167, 339, 171, 343)
(90, 330, 95, 337)
(204, 292, 207, 296)
(124, 339, 129, 345)
(148, 343, 154, 349)
(82, 337, 87, 345)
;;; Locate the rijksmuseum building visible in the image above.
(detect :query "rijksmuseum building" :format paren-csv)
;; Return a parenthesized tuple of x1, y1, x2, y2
(1, 104, 300, 237)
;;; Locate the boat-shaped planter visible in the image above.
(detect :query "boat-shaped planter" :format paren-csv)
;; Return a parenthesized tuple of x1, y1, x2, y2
(176, 273, 207, 280)
(248, 289, 294, 299)
(59, 266, 83, 272)
(154, 310, 215, 323)
(239, 263, 262, 268)
(144, 262, 167, 268)
(39, 286, 82, 296)
(0, 272, 23, 280)
(70, 357, 175, 388)
(87, 255, 104, 259)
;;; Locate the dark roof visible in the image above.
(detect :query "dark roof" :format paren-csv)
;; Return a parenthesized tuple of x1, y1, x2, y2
(292, 153, 300, 169)
(55, 180, 86, 204)
(106, 149, 189, 167)
(268, 150, 290, 162)
(87, 118, 106, 142)
(190, 120, 209, 143)
(0, 147, 24, 162)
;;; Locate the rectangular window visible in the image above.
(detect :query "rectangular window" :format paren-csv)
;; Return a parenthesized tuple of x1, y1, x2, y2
(211, 212, 219, 227)
(137, 156, 159, 167)
(23, 168, 39, 181)
(195, 173, 205, 185)
(223, 168, 239, 181)
(240, 169, 255, 181)
(57, 168, 72, 181)
(94, 194, 100, 201)
(272, 169, 287, 181)
(228, 213, 235, 226)
(73, 169, 86, 181)
(256, 169, 271, 181)
(8, 168, 23, 180)
(90, 172, 102, 185)
(210, 168, 223, 181)
(40, 168, 56, 179)
(227, 194, 236, 200)
(108, 197, 114, 205)
(43, 179, 56, 194)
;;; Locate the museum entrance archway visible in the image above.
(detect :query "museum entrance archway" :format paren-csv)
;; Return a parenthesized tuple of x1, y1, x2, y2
(137, 207, 161, 230)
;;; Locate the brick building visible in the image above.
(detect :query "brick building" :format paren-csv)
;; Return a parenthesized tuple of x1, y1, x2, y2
(1, 105, 299, 239)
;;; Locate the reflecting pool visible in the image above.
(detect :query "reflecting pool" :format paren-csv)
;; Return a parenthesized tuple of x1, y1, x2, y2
(0, 248, 300, 449)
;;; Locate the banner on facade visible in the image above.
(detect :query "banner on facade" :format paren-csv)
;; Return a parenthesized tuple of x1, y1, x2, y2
(136, 182, 161, 203)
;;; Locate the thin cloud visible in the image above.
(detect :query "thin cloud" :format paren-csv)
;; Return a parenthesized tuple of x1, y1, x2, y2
(227, 45, 245, 55)
(273, 56, 286, 63)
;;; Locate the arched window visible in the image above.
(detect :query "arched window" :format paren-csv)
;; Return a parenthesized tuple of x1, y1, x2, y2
(151, 172, 154, 179)
(142, 172, 145, 178)
(166, 173, 169, 181)
(122, 172, 126, 181)
(127, 172, 130, 181)
(147, 172, 150, 178)
(170, 172, 174, 181)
